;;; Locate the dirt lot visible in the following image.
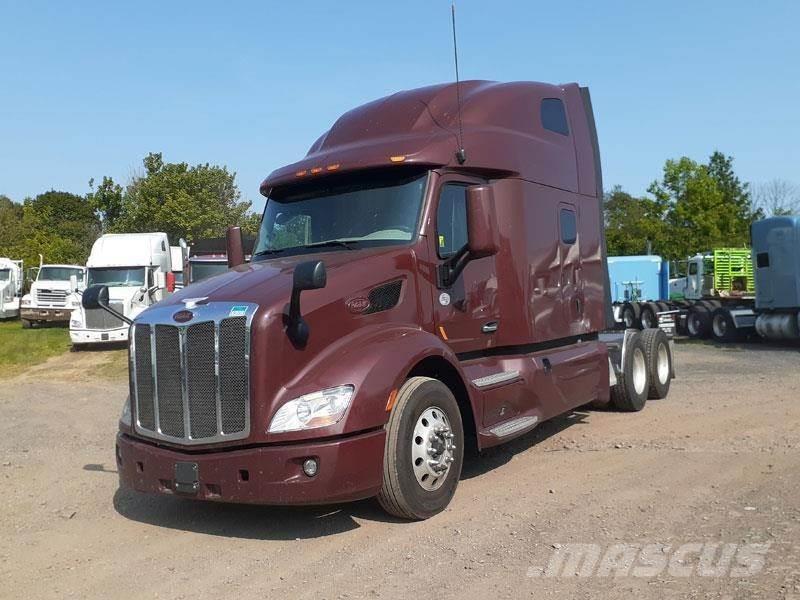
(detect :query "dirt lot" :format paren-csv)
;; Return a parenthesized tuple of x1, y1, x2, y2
(1, 341, 799, 599)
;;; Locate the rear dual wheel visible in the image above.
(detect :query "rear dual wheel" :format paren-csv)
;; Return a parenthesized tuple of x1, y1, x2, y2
(378, 377, 464, 520)
(640, 328, 671, 398)
(611, 332, 650, 411)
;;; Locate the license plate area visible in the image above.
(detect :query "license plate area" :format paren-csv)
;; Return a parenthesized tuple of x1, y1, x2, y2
(174, 462, 199, 495)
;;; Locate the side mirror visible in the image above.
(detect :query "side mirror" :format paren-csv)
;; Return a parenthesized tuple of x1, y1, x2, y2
(82, 284, 133, 325)
(286, 260, 327, 347)
(466, 185, 498, 258)
(438, 184, 498, 288)
(69, 274, 78, 293)
(226, 226, 245, 268)
(155, 271, 166, 290)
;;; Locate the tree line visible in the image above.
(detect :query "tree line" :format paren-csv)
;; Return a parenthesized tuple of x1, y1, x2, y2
(1, 150, 798, 271)
(0, 152, 260, 271)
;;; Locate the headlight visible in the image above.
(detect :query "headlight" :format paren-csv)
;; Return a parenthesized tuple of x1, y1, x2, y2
(70, 311, 83, 328)
(21, 297, 31, 307)
(268, 385, 354, 433)
(120, 396, 131, 426)
(68, 298, 80, 308)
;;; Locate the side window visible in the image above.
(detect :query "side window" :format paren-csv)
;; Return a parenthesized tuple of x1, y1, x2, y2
(560, 208, 577, 244)
(688, 262, 698, 275)
(147, 268, 154, 288)
(436, 184, 468, 258)
(756, 252, 769, 268)
(541, 98, 569, 136)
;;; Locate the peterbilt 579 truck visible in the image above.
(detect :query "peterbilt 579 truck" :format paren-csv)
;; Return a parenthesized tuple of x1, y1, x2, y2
(87, 81, 675, 519)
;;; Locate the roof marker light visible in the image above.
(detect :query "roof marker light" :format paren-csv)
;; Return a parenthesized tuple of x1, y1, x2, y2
(295, 170, 307, 177)
(310, 167, 323, 174)
(389, 155, 406, 163)
(326, 164, 340, 171)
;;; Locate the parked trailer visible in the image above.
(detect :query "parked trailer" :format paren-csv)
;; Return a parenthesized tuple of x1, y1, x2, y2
(88, 80, 675, 520)
(608, 255, 670, 329)
(70, 233, 173, 346)
(0, 258, 23, 319)
(20, 261, 86, 328)
(615, 248, 753, 337)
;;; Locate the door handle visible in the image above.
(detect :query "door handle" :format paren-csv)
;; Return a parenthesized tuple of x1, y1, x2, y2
(481, 321, 498, 334)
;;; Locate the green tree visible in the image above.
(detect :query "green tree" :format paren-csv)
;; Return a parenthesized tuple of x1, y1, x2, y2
(648, 157, 740, 261)
(604, 186, 668, 256)
(706, 151, 761, 242)
(0, 195, 24, 258)
(87, 176, 124, 231)
(11, 191, 100, 268)
(108, 152, 258, 242)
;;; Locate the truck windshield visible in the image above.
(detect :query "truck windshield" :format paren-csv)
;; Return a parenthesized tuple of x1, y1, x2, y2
(190, 260, 228, 283)
(254, 170, 428, 258)
(38, 267, 85, 283)
(88, 267, 146, 287)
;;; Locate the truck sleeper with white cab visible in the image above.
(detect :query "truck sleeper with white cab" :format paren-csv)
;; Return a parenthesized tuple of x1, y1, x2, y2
(70, 233, 172, 345)
(0, 258, 23, 319)
(21, 262, 86, 327)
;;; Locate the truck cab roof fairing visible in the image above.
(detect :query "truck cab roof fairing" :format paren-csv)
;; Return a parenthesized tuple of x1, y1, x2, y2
(261, 81, 593, 195)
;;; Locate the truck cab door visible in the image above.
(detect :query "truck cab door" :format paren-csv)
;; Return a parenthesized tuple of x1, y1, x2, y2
(685, 258, 701, 300)
(431, 178, 500, 356)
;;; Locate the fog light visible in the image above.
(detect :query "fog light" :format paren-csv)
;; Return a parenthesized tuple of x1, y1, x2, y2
(302, 458, 318, 477)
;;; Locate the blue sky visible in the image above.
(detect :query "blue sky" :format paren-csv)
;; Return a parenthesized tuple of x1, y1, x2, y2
(2, 1, 798, 212)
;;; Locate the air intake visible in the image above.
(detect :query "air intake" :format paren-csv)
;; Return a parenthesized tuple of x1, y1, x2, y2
(365, 280, 402, 314)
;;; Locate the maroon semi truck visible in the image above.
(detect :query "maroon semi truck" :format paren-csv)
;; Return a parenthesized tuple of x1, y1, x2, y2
(89, 81, 675, 519)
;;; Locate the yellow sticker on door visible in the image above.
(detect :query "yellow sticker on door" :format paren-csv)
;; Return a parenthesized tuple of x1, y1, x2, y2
(438, 235, 445, 247)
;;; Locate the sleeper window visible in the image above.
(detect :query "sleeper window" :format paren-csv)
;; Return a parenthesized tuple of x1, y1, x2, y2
(541, 98, 570, 135)
(560, 208, 577, 244)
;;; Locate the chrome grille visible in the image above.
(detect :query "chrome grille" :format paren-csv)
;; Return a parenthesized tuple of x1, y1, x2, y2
(85, 302, 125, 329)
(36, 289, 68, 306)
(131, 303, 254, 445)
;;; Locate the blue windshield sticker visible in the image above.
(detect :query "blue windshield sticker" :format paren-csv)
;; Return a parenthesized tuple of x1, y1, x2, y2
(229, 305, 248, 317)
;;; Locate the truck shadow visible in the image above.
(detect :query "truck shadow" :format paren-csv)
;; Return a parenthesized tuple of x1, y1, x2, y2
(675, 336, 800, 352)
(112, 410, 591, 539)
(112, 488, 400, 539)
(461, 410, 590, 480)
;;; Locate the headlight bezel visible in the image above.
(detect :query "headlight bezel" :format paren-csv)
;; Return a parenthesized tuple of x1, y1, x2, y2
(268, 385, 355, 434)
(120, 396, 132, 427)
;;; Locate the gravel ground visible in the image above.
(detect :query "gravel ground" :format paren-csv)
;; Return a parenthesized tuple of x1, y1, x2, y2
(1, 340, 799, 599)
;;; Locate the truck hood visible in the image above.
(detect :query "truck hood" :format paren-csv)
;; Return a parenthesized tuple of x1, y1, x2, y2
(31, 280, 74, 291)
(159, 246, 406, 314)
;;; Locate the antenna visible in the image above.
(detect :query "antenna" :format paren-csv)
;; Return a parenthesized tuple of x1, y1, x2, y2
(451, 2, 466, 165)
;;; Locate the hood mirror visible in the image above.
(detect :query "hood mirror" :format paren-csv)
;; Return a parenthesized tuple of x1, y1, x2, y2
(82, 284, 133, 325)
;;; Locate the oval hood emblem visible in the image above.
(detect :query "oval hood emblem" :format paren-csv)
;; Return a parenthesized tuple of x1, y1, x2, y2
(346, 297, 371, 314)
(173, 309, 194, 323)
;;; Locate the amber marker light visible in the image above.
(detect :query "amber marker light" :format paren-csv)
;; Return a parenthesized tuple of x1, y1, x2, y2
(389, 155, 406, 163)
(295, 170, 307, 177)
(310, 167, 323, 174)
(385, 389, 399, 412)
(326, 163, 340, 171)
(438, 326, 448, 340)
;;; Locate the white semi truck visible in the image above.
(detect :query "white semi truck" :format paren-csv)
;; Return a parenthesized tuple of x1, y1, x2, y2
(0, 258, 23, 319)
(70, 233, 173, 346)
(20, 261, 86, 328)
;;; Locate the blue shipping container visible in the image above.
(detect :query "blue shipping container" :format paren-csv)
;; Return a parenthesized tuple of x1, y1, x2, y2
(607, 255, 669, 303)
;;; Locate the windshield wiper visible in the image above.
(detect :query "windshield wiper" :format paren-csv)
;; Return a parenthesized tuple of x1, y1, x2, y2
(252, 247, 291, 258)
(302, 240, 359, 251)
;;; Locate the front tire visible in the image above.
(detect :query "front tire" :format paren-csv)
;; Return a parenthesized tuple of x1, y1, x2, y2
(378, 377, 464, 520)
(21, 319, 32, 329)
(711, 308, 739, 343)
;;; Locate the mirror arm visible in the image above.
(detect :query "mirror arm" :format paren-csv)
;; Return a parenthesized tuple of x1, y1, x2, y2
(437, 245, 472, 289)
(99, 298, 133, 325)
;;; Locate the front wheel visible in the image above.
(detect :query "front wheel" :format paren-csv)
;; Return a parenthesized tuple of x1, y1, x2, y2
(378, 377, 464, 520)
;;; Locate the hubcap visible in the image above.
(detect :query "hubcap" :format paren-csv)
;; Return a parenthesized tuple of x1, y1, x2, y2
(624, 309, 634, 328)
(656, 343, 670, 384)
(411, 406, 456, 491)
(713, 314, 727, 338)
(632, 348, 647, 395)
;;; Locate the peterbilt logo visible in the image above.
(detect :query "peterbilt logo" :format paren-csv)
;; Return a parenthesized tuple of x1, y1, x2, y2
(173, 310, 194, 323)
(346, 297, 371, 314)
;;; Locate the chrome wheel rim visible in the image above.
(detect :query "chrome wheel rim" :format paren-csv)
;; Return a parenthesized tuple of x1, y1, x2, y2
(656, 343, 670, 384)
(411, 406, 455, 491)
(632, 348, 647, 395)
(713, 314, 727, 338)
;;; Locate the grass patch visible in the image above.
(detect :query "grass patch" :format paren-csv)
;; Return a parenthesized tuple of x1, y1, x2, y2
(0, 320, 71, 378)
(90, 348, 129, 380)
